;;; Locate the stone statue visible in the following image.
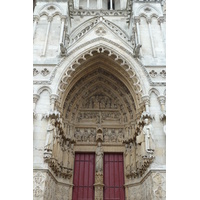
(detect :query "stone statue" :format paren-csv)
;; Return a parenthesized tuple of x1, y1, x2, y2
(142, 118, 155, 155)
(134, 44, 142, 58)
(60, 42, 66, 54)
(125, 144, 130, 175)
(95, 142, 104, 172)
(130, 142, 136, 173)
(44, 119, 56, 151)
(62, 142, 69, 168)
(68, 145, 74, 170)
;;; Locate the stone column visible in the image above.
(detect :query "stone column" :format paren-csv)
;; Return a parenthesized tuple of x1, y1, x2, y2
(158, 95, 166, 112)
(87, 0, 90, 9)
(33, 94, 40, 112)
(50, 94, 59, 111)
(94, 174, 104, 200)
(134, 17, 143, 56)
(110, 0, 113, 10)
(158, 95, 166, 135)
(147, 18, 156, 57)
(74, 0, 79, 9)
(94, 141, 104, 200)
(59, 17, 66, 54)
(33, 16, 40, 38)
(158, 17, 166, 54)
(42, 16, 52, 56)
(97, 0, 102, 9)
(142, 95, 150, 113)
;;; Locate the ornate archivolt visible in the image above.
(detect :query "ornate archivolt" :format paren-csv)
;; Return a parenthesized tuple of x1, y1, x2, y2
(37, 41, 159, 195)
(56, 45, 146, 110)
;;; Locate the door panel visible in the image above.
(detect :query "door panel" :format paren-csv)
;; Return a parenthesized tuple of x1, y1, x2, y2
(72, 153, 95, 200)
(104, 153, 125, 200)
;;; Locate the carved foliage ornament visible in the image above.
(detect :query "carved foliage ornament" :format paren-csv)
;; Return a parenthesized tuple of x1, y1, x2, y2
(149, 70, 157, 78)
(33, 171, 45, 197)
(160, 70, 166, 78)
(33, 186, 43, 197)
(95, 27, 106, 36)
(33, 68, 51, 76)
(33, 68, 39, 76)
(149, 70, 166, 78)
(41, 68, 50, 76)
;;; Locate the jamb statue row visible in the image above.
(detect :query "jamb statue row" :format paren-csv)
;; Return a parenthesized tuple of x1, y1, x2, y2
(44, 116, 155, 179)
(44, 118, 75, 179)
(125, 118, 155, 178)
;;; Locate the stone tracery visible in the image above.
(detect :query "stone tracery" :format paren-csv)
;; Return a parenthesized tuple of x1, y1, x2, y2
(33, 1, 166, 199)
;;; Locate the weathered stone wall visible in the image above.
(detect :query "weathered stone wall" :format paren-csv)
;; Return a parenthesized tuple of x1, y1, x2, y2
(33, 0, 166, 199)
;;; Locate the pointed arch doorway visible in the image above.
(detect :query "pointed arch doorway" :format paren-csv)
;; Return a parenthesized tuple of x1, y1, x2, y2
(60, 51, 139, 200)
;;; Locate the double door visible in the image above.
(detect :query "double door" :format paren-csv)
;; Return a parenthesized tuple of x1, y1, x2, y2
(72, 153, 125, 200)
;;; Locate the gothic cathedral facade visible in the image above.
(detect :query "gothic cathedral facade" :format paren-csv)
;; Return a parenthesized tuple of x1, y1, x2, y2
(33, 0, 166, 199)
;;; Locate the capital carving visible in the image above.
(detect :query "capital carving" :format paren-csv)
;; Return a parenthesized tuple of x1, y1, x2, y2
(158, 17, 165, 25)
(60, 15, 67, 21)
(33, 15, 40, 22)
(142, 95, 150, 106)
(50, 94, 59, 102)
(157, 95, 166, 105)
(33, 94, 40, 103)
(47, 16, 53, 22)
(41, 68, 50, 76)
(42, 110, 61, 120)
(134, 17, 140, 24)
(146, 17, 152, 24)
(33, 68, 39, 76)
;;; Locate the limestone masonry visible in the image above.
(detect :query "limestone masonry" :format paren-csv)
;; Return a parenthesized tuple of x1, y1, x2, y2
(33, 0, 166, 199)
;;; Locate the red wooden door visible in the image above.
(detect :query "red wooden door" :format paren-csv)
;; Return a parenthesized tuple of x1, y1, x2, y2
(72, 153, 95, 200)
(104, 153, 125, 200)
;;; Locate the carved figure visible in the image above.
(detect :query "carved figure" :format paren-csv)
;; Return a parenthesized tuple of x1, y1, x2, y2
(68, 145, 74, 169)
(62, 142, 69, 169)
(95, 142, 104, 172)
(138, 118, 155, 157)
(134, 44, 142, 58)
(75, 128, 82, 141)
(104, 129, 110, 142)
(89, 129, 95, 142)
(44, 119, 56, 151)
(60, 43, 66, 54)
(118, 129, 124, 142)
(130, 142, 136, 173)
(125, 144, 130, 175)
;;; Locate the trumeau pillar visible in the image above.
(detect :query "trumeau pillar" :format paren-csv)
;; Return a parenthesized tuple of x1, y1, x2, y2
(94, 134, 104, 200)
